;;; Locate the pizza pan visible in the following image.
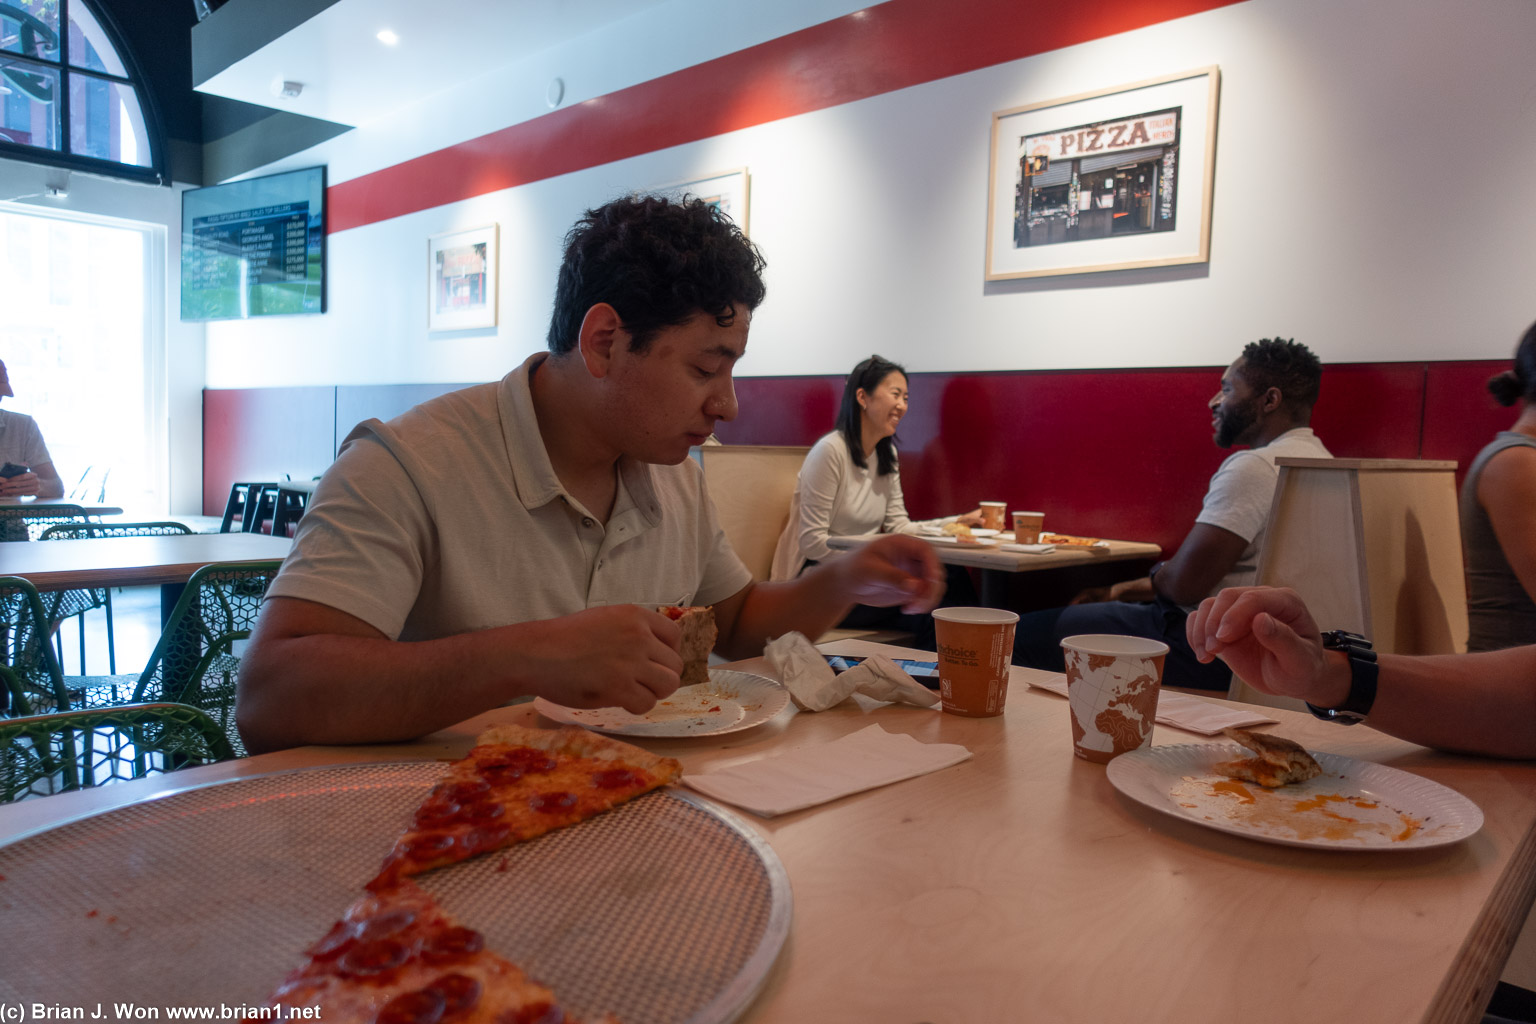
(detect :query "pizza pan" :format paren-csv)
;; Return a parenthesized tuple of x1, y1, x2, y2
(0, 762, 792, 1024)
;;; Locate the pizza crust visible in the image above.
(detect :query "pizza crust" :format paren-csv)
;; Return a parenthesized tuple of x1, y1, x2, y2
(476, 723, 682, 781)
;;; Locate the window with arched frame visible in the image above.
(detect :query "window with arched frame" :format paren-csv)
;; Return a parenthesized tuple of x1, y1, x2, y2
(0, 0, 163, 183)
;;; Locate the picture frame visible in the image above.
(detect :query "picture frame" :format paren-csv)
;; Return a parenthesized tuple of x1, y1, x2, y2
(985, 67, 1219, 281)
(428, 224, 498, 331)
(650, 167, 750, 234)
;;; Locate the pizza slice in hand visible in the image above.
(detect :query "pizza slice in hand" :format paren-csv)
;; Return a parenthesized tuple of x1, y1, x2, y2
(257, 878, 617, 1024)
(369, 724, 681, 890)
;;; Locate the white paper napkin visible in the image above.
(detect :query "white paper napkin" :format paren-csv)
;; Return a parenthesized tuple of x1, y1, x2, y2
(682, 724, 972, 816)
(1025, 675, 1277, 734)
(998, 543, 1057, 553)
(765, 632, 939, 711)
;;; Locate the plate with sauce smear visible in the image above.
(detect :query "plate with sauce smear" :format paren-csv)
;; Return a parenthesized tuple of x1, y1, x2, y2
(535, 669, 789, 738)
(1107, 744, 1483, 850)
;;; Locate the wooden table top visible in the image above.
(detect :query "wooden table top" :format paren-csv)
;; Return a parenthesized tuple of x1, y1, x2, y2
(0, 532, 292, 590)
(827, 532, 1162, 571)
(0, 497, 124, 516)
(1, 640, 1529, 1023)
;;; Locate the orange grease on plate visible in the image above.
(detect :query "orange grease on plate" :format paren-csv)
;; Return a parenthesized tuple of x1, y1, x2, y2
(1180, 777, 1426, 844)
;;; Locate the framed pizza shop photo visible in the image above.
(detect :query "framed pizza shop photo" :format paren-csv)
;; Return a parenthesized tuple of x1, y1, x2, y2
(985, 66, 1220, 280)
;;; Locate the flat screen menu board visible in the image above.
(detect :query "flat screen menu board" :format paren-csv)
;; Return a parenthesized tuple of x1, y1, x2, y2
(181, 166, 326, 321)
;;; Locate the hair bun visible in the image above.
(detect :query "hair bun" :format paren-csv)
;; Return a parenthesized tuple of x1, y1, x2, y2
(1488, 369, 1523, 407)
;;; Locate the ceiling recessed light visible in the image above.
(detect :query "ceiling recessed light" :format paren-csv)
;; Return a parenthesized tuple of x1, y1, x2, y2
(376, 29, 399, 45)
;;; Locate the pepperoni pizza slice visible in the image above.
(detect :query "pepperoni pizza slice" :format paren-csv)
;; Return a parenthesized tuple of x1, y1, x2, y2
(256, 878, 617, 1024)
(369, 724, 682, 890)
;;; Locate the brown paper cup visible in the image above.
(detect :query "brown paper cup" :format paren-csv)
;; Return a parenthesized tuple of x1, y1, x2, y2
(934, 607, 1019, 717)
(1060, 634, 1168, 763)
(1012, 510, 1044, 544)
(978, 502, 1006, 531)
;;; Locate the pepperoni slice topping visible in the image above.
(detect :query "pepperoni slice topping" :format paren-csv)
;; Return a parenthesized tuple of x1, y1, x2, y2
(529, 792, 577, 814)
(414, 800, 464, 829)
(357, 908, 417, 942)
(509, 1002, 565, 1024)
(438, 779, 490, 802)
(425, 973, 483, 1016)
(457, 800, 505, 824)
(308, 919, 356, 959)
(338, 936, 412, 977)
(420, 926, 484, 964)
(458, 822, 512, 854)
(591, 768, 643, 790)
(479, 762, 524, 783)
(375, 989, 445, 1024)
(403, 832, 457, 861)
(487, 748, 559, 775)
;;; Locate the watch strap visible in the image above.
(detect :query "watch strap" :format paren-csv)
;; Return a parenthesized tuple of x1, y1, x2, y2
(1307, 630, 1378, 725)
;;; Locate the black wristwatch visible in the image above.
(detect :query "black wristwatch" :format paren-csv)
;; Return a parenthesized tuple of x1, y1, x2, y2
(1306, 630, 1378, 725)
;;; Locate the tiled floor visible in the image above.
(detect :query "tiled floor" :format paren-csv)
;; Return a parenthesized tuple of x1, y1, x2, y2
(51, 584, 165, 677)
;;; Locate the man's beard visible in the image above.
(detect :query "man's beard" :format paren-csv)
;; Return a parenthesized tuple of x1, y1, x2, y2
(1215, 402, 1257, 448)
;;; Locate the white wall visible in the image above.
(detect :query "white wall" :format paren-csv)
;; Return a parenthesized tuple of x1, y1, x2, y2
(0, 160, 205, 514)
(205, 0, 1536, 389)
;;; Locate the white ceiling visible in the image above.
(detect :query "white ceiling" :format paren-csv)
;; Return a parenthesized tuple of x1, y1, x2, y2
(195, 0, 676, 127)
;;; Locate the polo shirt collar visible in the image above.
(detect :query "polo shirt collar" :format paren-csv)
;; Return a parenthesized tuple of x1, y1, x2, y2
(497, 353, 661, 523)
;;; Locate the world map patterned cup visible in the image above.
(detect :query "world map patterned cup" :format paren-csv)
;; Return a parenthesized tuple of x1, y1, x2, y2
(1060, 634, 1168, 763)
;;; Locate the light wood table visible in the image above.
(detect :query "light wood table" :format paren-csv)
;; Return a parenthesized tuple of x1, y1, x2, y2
(0, 532, 291, 591)
(1, 639, 1530, 1023)
(827, 533, 1162, 605)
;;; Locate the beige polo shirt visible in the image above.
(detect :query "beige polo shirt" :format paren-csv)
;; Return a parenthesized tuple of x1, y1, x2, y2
(268, 354, 753, 641)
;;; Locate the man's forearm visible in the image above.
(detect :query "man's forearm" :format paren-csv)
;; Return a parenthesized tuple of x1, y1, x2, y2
(715, 566, 856, 659)
(237, 627, 533, 753)
(1356, 647, 1536, 758)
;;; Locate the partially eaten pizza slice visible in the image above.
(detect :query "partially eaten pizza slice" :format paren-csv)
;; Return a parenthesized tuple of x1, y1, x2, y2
(255, 878, 617, 1024)
(658, 605, 716, 687)
(369, 724, 681, 890)
(1213, 726, 1323, 788)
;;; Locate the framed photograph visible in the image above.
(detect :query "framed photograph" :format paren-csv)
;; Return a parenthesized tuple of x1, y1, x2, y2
(428, 224, 498, 331)
(651, 167, 750, 234)
(985, 67, 1219, 281)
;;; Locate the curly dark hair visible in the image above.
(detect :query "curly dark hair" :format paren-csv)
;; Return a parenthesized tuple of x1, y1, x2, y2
(838, 355, 907, 476)
(1239, 337, 1322, 414)
(546, 195, 766, 354)
(1487, 321, 1536, 407)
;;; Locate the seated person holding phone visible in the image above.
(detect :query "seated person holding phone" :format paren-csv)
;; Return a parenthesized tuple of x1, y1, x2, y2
(0, 359, 65, 501)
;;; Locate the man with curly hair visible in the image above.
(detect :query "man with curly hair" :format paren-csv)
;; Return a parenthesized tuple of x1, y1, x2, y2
(1012, 338, 1329, 689)
(238, 196, 944, 751)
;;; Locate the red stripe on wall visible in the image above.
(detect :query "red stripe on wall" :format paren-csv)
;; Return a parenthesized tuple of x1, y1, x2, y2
(329, 0, 1245, 232)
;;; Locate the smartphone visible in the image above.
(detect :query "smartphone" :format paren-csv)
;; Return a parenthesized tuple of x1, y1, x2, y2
(823, 653, 941, 688)
(0, 462, 29, 479)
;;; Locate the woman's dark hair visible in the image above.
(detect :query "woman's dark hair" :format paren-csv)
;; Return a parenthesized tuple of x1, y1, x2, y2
(837, 355, 907, 476)
(1488, 321, 1536, 407)
(547, 194, 766, 354)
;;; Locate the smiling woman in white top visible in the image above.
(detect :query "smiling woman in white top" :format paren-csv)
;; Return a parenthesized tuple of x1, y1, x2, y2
(773, 355, 978, 642)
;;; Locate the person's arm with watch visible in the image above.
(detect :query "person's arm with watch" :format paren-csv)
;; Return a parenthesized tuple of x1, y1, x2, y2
(1187, 585, 1536, 759)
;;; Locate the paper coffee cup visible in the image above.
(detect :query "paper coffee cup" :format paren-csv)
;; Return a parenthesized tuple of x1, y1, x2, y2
(1060, 634, 1168, 763)
(1012, 510, 1044, 544)
(979, 501, 1006, 531)
(934, 607, 1019, 717)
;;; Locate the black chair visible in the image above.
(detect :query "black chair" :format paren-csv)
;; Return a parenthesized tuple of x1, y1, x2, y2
(218, 481, 279, 533)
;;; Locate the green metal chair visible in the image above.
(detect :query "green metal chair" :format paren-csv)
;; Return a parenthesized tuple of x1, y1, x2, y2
(39, 521, 195, 674)
(0, 702, 234, 803)
(0, 576, 73, 719)
(113, 561, 283, 757)
(0, 503, 93, 542)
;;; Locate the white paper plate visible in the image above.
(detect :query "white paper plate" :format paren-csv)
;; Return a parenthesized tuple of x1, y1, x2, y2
(535, 669, 789, 738)
(920, 534, 998, 547)
(1106, 743, 1483, 850)
(970, 528, 1001, 538)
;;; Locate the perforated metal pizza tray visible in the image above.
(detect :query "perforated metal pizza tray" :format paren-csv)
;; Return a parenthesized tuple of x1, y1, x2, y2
(0, 762, 792, 1023)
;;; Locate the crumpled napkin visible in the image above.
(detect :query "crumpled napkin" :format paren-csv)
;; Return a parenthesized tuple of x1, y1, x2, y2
(682, 724, 971, 816)
(1025, 674, 1277, 735)
(765, 632, 940, 711)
